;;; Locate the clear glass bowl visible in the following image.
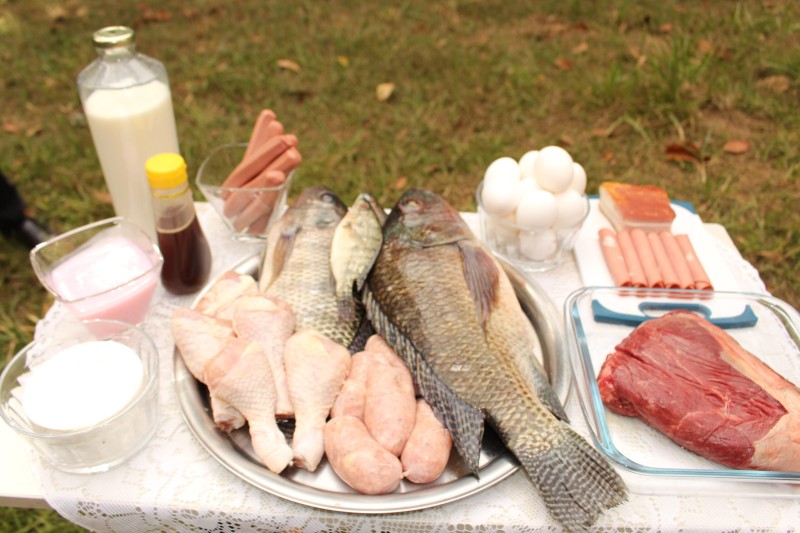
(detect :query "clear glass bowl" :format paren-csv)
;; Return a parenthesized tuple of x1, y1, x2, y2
(0, 319, 159, 473)
(196, 143, 293, 241)
(565, 286, 800, 496)
(476, 181, 589, 272)
(29, 216, 163, 328)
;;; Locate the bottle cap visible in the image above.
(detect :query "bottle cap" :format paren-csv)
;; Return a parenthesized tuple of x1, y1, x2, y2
(92, 26, 135, 49)
(146, 153, 188, 189)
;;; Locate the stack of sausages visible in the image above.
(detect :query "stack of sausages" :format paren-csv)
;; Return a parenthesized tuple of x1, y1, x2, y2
(221, 109, 302, 235)
(599, 228, 712, 290)
(324, 335, 453, 494)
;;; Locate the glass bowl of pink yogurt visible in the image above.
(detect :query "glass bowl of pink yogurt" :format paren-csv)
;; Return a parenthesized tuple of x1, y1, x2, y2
(29, 216, 163, 329)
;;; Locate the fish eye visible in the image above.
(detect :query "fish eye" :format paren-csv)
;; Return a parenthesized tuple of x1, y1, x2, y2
(403, 199, 421, 212)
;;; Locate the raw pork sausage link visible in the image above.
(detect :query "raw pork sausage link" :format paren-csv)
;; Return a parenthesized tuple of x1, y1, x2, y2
(401, 398, 452, 484)
(324, 415, 403, 495)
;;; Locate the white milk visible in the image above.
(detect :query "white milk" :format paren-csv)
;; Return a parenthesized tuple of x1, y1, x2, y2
(84, 79, 179, 239)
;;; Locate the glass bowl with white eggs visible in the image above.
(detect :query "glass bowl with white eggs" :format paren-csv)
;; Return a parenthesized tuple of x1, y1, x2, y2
(476, 146, 590, 272)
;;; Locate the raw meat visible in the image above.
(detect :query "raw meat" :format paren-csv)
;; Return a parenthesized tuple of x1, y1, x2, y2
(598, 310, 800, 471)
(232, 294, 295, 418)
(204, 339, 293, 474)
(284, 329, 351, 472)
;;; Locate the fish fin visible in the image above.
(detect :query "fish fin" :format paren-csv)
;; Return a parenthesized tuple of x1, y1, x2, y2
(500, 260, 569, 422)
(458, 240, 500, 332)
(266, 224, 300, 288)
(513, 421, 628, 531)
(529, 357, 569, 422)
(364, 284, 485, 475)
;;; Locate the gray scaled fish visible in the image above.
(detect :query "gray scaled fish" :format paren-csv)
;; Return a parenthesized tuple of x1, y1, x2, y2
(258, 185, 359, 347)
(363, 188, 627, 531)
(330, 193, 384, 323)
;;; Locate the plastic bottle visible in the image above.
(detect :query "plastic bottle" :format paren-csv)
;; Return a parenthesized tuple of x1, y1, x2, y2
(145, 153, 211, 295)
(77, 26, 180, 240)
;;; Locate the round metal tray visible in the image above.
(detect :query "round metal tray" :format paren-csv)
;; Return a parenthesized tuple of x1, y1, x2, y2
(173, 253, 570, 514)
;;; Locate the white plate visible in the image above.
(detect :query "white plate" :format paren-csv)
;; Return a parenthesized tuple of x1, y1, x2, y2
(573, 198, 740, 292)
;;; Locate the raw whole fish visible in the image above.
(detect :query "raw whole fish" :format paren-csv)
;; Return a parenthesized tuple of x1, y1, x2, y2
(364, 188, 627, 530)
(258, 185, 360, 347)
(330, 193, 384, 322)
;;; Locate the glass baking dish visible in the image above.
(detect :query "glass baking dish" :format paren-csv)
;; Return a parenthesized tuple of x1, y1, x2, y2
(564, 286, 800, 497)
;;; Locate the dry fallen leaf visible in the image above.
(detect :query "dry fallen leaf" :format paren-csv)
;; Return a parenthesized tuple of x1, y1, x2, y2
(376, 82, 395, 102)
(45, 5, 68, 22)
(659, 23, 672, 34)
(601, 151, 614, 162)
(572, 42, 589, 54)
(277, 59, 302, 73)
(392, 176, 408, 190)
(757, 75, 790, 94)
(554, 57, 572, 71)
(25, 124, 42, 137)
(559, 134, 574, 147)
(723, 140, 750, 155)
(336, 55, 349, 68)
(2, 120, 20, 134)
(665, 141, 708, 163)
(697, 38, 714, 55)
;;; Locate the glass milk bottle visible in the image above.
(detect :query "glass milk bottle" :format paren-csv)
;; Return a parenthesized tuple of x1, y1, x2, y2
(77, 26, 180, 240)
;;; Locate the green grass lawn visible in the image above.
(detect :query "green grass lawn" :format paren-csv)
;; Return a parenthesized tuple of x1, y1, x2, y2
(1, 1, 798, 530)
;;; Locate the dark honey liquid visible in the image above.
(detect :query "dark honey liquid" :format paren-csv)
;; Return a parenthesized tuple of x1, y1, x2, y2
(158, 215, 212, 295)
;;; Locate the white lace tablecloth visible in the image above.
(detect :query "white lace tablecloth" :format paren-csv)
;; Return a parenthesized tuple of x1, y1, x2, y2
(32, 204, 800, 532)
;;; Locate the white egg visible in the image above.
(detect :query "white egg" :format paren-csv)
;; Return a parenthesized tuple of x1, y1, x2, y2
(534, 146, 574, 194)
(484, 157, 521, 186)
(481, 157, 521, 216)
(518, 150, 539, 179)
(570, 162, 587, 194)
(554, 189, 588, 228)
(519, 230, 558, 261)
(515, 189, 557, 229)
(518, 177, 541, 197)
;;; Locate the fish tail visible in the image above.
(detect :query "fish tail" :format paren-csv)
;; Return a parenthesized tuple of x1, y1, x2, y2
(514, 423, 627, 531)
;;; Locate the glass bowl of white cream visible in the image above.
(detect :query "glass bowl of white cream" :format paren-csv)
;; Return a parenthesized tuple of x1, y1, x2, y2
(0, 319, 159, 473)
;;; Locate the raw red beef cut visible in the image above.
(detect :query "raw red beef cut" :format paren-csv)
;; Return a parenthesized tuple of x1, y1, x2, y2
(597, 310, 800, 471)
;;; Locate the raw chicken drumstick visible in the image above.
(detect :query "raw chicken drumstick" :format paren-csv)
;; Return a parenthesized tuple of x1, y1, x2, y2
(284, 330, 351, 472)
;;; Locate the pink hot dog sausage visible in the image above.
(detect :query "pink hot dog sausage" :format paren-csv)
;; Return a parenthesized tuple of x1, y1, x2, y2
(616, 229, 647, 288)
(232, 170, 287, 232)
(265, 145, 302, 175)
(223, 169, 286, 219)
(364, 351, 417, 457)
(222, 134, 296, 189)
(242, 109, 277, 161)
(659, 231, 694, 289)
(647, 231, 680, 288)
(598, 228, 631, 287)
(324, 415, 403, 495)
(630, 228, 663, 288)
(675, 234, 713, 290)
(401, 398, 452, 484)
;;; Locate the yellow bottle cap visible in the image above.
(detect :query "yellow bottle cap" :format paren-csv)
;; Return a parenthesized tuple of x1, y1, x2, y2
(146, 153, 187, 189)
